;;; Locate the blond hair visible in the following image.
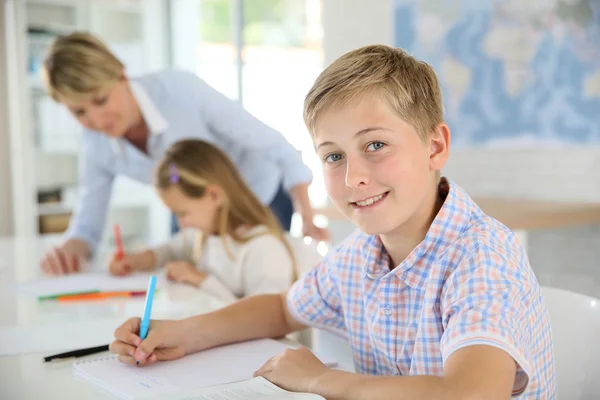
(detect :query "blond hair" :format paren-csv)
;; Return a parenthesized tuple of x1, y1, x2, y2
(42, 31, 124, 102)
(304, 45, 443, 140)
(156, 139, 297, 278)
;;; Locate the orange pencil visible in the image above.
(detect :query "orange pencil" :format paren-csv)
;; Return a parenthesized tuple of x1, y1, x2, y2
(57, 291, 146, 302)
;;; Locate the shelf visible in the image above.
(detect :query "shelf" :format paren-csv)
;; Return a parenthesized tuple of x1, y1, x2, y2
(21, 0, 170, 243)
(25, 1, 79, 33)
(90, 0, 143, 14)
(37, 202, 72, 217)
(314, 199, 600, 232)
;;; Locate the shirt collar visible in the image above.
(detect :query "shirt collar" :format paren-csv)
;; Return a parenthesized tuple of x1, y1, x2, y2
(363, 177, 473, 289)
(129, 80, 169, 136)
(110, 80, 169, 156)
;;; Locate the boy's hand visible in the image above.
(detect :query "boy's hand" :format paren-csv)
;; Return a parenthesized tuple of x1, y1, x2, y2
(110, 318, 189, 365)
(165, 261, 207, 286)
(253, 347, 329, 393)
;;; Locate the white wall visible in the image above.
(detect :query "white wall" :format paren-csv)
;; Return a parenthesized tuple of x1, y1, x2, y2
(2, 0, 37, 238)
(0, 2, 15, 236)
(322, 0, 394, 66)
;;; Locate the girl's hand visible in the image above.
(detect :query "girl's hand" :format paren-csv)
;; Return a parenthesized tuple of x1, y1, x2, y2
(108, 251, 156, 276)
(108, 252, 133, 276)
(166, 261, 207, 286)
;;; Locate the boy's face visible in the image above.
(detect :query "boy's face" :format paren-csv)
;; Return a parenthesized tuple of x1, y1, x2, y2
(313, 97, 447, 237)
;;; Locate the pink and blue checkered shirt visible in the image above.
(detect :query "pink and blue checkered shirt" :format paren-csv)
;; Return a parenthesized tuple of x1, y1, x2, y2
(287, 178, 555, 398)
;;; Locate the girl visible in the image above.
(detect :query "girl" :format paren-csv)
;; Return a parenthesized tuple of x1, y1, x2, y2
(108, 139, 321, 302)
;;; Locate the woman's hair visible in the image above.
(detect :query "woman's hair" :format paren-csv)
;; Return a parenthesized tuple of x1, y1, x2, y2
(42, 31, 124, 102)
(156, 139, 296, 275)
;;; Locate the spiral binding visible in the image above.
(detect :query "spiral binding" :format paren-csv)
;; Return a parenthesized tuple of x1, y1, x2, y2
(73, 354, 118, 365)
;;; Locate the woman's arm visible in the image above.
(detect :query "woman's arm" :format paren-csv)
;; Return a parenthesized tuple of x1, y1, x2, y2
(289, 183, 330, 241)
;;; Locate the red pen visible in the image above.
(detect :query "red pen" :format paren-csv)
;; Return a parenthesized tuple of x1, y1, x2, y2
(113, 224, 124, 260)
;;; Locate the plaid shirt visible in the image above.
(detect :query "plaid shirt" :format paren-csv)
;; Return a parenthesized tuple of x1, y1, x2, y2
(287, 178, 555, 398)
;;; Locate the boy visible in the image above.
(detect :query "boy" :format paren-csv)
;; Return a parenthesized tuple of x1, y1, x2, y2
(110, 45, 555, 399)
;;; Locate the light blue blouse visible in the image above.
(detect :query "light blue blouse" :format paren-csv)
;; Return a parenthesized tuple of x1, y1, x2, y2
(66, 69, 312, 253)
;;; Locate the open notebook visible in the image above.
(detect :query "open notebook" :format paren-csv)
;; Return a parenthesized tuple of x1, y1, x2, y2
(143, 377, 323, 400)
(73, 338, 336, 400)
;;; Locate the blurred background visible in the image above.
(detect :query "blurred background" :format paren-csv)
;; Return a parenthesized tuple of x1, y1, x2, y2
(1, 0, 600, 297)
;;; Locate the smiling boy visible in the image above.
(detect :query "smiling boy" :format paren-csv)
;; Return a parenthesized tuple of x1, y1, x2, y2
(110, 45, 556, 399)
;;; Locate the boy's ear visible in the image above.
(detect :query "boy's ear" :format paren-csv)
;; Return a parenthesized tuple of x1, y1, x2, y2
(429, 123, 450, 172)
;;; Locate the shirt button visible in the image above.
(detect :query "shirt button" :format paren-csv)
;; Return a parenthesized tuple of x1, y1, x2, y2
(366, 272, 377, 279)
(382, 307, 392, 316)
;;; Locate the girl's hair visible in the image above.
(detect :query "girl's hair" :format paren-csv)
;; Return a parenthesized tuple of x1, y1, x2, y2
(156, 139, 297, 276)
(42, 31, 124, 103)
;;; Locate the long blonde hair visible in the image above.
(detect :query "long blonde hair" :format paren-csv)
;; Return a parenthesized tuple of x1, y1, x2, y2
(156, 139, 296, 275)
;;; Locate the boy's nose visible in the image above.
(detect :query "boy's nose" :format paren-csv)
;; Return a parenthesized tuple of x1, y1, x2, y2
(345, 158, 370, 189)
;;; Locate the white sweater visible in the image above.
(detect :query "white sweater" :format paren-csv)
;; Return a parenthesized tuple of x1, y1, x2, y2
(150, 226, 321, 303)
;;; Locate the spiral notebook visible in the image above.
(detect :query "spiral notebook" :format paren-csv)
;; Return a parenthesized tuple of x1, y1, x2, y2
(143, 377, 324, 400)
(73, 338, 336, 400)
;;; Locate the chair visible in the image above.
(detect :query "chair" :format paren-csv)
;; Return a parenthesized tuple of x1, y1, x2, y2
(541, 286, 600, 399)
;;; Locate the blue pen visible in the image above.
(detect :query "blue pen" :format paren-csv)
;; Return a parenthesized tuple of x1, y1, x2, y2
(139, 275, 157, 341)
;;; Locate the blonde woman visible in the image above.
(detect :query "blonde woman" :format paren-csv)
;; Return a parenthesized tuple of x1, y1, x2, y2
(40, 31, 329, 275)
(108, 139, 321, 302)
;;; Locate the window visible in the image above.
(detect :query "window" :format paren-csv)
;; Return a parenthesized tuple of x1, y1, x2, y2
(172, 0, 327, 208)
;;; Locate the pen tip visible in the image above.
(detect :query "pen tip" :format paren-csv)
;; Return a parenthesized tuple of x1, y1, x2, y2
(136, 360, 139, 365)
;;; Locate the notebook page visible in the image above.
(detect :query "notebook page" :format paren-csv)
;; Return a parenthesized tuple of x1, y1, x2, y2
(73, 339, 337, 399)
(14, 272, 166, 298)
(74, 355, 179, 400)
(144, 377, 324, 400)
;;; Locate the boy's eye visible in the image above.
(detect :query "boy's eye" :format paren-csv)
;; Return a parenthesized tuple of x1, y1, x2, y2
(366, 141, 385, 151)
(324, 153, 343, 163)
(73, 109, 86, 117)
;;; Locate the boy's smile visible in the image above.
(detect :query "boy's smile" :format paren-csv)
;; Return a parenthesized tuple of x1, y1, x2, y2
(349, 191, 389, 210)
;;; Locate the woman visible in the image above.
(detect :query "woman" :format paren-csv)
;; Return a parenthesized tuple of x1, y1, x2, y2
(40, 31, 328, 275)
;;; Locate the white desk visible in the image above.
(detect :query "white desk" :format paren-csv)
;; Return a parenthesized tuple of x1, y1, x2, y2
(0, 236, 244, 398)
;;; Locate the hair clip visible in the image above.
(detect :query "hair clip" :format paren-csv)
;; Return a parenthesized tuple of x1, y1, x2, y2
(169, 163, 180, 184)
